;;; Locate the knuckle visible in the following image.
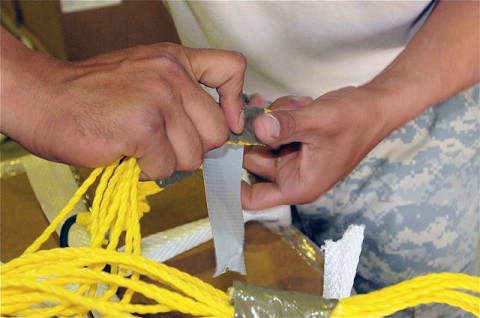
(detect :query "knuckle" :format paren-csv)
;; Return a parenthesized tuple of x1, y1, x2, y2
(217, 125, 231, 145)
(317, 105, 344, 135)
(134, 111, 166, 139)
(278, 112, 298, 140)
(139, 78, 178, 108)
(135, 47, 187, 79)
(229, 51, 247, 72)
(203, 125, 229, 151)
(143, 156, 176, 181)
(180, 155, 203, 172)
(160, 163, 176, 180)
(147, 117, 166, 135)
(156, 154, 177, 180)
(157, 54, 187, 76)
(154, 80, 177, 105)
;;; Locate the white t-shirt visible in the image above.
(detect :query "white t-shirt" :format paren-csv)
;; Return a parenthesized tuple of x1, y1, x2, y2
(165, 1, 433, 100)
(164, 3, 480, 296)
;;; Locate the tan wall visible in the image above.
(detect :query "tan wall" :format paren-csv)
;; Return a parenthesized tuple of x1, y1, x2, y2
(1, 0, 67, 59)
(61, 1, 180, 61)
(1, 0, 179, 61)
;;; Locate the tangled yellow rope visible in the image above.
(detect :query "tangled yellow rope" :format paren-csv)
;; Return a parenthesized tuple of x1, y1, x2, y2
(2, 157, 233, 317)
(1, 157, 479, 317)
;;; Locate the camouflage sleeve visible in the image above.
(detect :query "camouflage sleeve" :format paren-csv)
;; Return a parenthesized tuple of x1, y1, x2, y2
(294, 84, 479, 317)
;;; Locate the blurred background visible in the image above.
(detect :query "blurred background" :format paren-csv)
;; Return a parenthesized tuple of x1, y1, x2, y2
(1, 0, 180, 61)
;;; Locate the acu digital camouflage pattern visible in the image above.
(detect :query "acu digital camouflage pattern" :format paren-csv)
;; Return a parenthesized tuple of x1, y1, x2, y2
(294, 85, 479, 317)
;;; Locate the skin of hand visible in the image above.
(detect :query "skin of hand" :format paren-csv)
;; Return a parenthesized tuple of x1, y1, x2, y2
(243, 89, 385, 209)
(242, 0, 479, 210)
(0, 28, 247, 180)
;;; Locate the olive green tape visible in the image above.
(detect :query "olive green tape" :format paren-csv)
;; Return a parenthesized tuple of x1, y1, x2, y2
(231, 281, 338, 318)
(228, 105, 268, 146)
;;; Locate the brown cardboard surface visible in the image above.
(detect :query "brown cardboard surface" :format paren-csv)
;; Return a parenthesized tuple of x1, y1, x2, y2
(17, 0, 67, 59)
(0, 0, 67, 59)
(1, 173, 59, 262)
(1, 158, 323, 314)
(164, 221, 323, 295)
(2, 0, 179, 61)
(61, 1, 180, 60)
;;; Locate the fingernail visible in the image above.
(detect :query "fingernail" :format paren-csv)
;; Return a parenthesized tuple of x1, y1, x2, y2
(259, 113, 280, 139)
(238, 110, 245, 130)
(292, 96, 311, 103)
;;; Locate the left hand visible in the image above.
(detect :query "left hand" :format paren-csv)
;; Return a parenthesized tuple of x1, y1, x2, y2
(242, 86, 389, 210)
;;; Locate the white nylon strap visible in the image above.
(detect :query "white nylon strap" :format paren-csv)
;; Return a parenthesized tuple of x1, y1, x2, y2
(21, 155, 91, 247)
(203, 144, 246, 276)
(322, 224, 365, 299)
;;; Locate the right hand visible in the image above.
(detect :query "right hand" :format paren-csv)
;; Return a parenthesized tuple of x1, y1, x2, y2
(1, 35, 247, 179)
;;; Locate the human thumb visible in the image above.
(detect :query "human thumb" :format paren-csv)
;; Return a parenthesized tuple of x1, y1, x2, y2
(253, 111, 303, 147)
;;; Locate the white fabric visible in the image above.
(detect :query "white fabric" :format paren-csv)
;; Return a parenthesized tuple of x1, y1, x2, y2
(322, 224, 365, 299)
(165, 1, 431, 100)
(122, 210, 291, 264)
(121, 218, 213, 262)
(22, 155, 91, 247)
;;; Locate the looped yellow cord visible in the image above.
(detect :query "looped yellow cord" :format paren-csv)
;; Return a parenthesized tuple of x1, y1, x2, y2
(1, 157, 233, 317)
(1, 157, 479, 317)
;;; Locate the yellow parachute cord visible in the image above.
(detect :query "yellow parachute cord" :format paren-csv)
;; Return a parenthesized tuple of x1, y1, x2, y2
(1, 157, 234, 317)
(1, 156, 479, 317)
(331, 272, 480, 317)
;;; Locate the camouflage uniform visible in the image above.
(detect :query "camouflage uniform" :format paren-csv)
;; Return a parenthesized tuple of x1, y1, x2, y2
(294, 85, 479, 317)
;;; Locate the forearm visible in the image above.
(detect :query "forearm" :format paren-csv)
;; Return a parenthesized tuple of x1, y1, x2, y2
(0, 27, 61, 144)
(363, 1, 479, 135)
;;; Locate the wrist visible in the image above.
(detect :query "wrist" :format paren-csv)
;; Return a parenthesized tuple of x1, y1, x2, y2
(342, 85, 393, 146)
(1, 30, 65, 148)
(358, 77, 426, 139)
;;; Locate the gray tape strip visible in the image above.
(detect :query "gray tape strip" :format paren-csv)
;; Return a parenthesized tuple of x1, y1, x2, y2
(203, 144, 246, 276)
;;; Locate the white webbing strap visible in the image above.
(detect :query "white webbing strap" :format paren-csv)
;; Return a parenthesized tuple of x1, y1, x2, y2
(21, 155, 90, 247)
(322, 224, 365, 299)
